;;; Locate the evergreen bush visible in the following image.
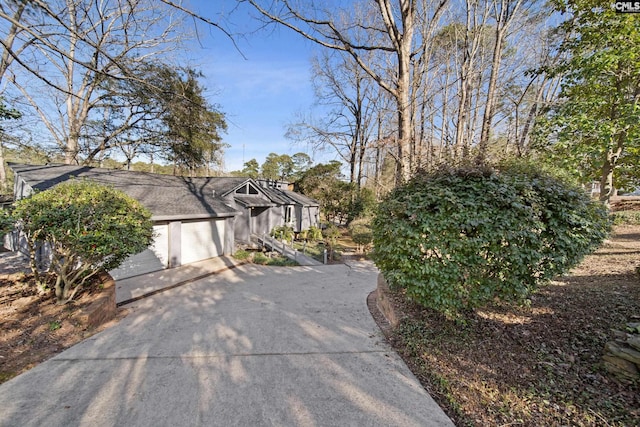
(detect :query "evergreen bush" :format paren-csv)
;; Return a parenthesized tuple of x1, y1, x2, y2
(11, 180, 153, 303)
(372, 165, 610, 319)
(348, 217, 373, 252)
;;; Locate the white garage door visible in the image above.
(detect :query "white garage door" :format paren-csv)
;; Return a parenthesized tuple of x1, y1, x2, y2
(181, 219, 225, 264)
(110, 224, 169, 280)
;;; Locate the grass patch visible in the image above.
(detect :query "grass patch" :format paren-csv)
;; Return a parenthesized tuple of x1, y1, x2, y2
(611, 210, 640, 225)
(253, 252, 298, 266)
(234, 249, 299, 266)
(292, 240, 326, 260)
(233, 249, 252, 261)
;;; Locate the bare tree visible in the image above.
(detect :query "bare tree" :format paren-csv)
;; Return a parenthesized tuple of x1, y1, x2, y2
(287, 45, 384, 187)
(475, 0, 526, 163)
(0, 0, 189, 164)
(0, 0, 32, 190)
(248, 0, 450, 183)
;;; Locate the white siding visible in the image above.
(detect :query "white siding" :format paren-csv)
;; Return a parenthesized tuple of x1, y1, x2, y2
(109, 224, 169, 280)
(181, 219, 225, 264)
(151, 224, 169, 267)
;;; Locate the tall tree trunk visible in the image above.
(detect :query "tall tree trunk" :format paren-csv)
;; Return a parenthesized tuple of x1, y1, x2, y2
(477, 26, 505, 163)
(0, 142, 6, 193)
(391, 0, 415, 184)
(600, 134, 625, 207)
(477, 0, 524, 164)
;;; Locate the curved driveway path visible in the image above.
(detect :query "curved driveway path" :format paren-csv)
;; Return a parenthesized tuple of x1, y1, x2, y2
(0, 262, 453, 426)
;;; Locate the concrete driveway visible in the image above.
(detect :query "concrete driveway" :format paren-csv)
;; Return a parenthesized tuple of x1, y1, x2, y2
(0, 261, 453, 427)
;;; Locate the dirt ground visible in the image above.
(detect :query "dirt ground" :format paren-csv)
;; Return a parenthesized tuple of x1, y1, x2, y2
(0, 269, 120, 385)
(2, 224, 639, 425)
(380, 225, 640, 426)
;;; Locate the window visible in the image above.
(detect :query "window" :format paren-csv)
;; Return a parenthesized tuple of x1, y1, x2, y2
(235, 183, 260, 195)
(285, 205, 293, 224)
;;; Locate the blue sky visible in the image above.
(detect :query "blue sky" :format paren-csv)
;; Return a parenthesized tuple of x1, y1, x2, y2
(185, 1, 325, 173)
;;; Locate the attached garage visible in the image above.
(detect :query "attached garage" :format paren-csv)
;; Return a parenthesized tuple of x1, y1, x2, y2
(9, 164, 240, 280)
(180, 219, 225, 264)
(110, 218, 231, 280)
(109, 223, 169, 280)
(8, 164, 319, 280)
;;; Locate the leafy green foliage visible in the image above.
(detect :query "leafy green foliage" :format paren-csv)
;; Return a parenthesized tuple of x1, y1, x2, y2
(296, 161, 377, 223)
(296, 161, 346, 220)
(270, 225, 294, 242)
(372, 165, 610, 319)
(347, 187, 377, 224)
(261, 153, 293, 181)
(322, 223, 342, 261)
(240, 159, 260, 179)
(0, 97, 21, 131)
(535, 1, 640, 202)
(0, 209, 14, 235)
(298, 226, 323, 242)
(322, 223, 340, 246)
(12, 180, 153, 303)
(233, 249, 252, 261)
(260, 152, 311, 182)
(253, 252, 298, 266)
(611, 210, 640, 226)
(48, 320, 61, 331)
(348, 217, 373, 252)
(160, 67, 227, 172)
(307, 225, 323, 241)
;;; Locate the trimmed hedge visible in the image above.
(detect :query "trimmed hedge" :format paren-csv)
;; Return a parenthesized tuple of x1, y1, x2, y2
(372, 165, 610, 319)
(12, 180, 153, 302)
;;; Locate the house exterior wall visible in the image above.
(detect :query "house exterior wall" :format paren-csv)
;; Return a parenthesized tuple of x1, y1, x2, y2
(250, 207, 270, 237)
(13, 175, 33, 199)
(224, 216, 235, 255)
(270, 206, 285, 232)
(296, 206, 319, 231)
(234, 208, 251, 243)
(234, 206, 274, 242)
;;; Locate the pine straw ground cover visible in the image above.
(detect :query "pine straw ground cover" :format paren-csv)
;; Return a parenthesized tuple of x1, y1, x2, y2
(384, 225, 640, 426)
(0, 272, 120, 385)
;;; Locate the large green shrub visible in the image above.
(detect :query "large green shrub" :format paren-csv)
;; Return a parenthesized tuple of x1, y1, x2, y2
(372, 165, 610, 319)
(307, 225, 323, 241)
(270, 225, 294, 242)
(348, 217, 373, 253)
(12, 180, 153, 303)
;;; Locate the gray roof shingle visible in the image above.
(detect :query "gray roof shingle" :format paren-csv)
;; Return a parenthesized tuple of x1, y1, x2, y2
(9, 163, 240, 221)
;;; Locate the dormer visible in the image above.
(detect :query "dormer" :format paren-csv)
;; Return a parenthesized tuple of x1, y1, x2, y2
(235, 182, 260, 195)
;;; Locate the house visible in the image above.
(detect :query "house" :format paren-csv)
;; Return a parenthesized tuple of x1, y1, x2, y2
(257, 184, 320, 233)
(8, 163, 320, 278)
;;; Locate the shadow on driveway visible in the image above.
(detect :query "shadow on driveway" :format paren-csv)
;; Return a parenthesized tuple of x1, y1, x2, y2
(0, 262, 453, 426)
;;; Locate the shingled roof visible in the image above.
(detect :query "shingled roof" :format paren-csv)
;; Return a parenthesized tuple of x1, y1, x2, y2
(9, 163, 240, 221)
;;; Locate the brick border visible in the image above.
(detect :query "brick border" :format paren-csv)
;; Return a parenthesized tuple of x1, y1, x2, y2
(74, 272, 116, 329)
(376, 273, 400, 328)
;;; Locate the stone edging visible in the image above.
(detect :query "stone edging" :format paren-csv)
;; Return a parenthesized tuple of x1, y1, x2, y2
(375, 273, 400, 328)
(74, 272, 116, 329)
